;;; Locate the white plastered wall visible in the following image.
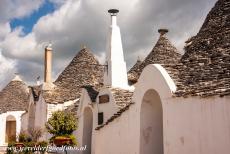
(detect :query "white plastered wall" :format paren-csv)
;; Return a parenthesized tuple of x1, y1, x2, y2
(164, 96, 230, 154)
(95, 88, 120, 123)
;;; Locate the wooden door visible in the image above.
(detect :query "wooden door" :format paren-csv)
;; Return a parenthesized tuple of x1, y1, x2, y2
(5, 121, 16, 143)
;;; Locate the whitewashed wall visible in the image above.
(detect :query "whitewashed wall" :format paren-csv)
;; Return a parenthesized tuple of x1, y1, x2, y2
(95, 88, 119, 124)
(21, 112, 28, 131)
(165, 96, 230, 154)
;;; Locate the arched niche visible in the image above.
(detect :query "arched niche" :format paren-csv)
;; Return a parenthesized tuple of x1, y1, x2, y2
(140, 89, 164, 154)
(82, 107, 93, 154)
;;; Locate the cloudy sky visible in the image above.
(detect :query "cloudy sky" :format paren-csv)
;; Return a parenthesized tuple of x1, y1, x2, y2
(0, 0, 217, 89)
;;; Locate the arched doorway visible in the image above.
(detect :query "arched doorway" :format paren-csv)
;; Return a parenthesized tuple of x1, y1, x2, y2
(140, 89, 163, 154)
(5, 115, 16, 143)
(82, 107, 93, 154)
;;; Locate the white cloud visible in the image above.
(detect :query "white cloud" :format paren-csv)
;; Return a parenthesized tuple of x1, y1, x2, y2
(0, 27, 42, 61)
(0, 0, 44, 22)
(0, 50, 16, 89)
(0, 22, 11, 41)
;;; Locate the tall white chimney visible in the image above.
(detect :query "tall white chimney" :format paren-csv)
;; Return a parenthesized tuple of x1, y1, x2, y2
(43, 44, 55, 90)
(103, 9, 128, 89)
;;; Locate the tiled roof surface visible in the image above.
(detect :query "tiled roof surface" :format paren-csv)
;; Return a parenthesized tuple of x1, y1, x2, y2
(64, 100, 80, 117)
(0, 80, 30, 113)
(111, 88, 134, 109)
(174, 0, 230, 97)
(127, 59, 142, 85)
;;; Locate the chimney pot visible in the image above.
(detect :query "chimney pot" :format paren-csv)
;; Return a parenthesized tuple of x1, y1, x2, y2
(45, 43, 52, 51)
(44, 45, 52, 84)
(158, 28, 169, 36)
(108, 9, 119, 16)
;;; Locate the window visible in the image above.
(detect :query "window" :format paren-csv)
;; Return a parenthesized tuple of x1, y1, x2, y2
(99, 95, 109, 104)
(98, 112, 104, 125)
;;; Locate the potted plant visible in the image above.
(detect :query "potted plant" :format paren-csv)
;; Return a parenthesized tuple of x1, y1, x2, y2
(45, 110, 78, 147)
(7, 128, 47, 154)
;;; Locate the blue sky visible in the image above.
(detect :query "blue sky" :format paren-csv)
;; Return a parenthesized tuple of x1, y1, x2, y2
(10, 0, 55, 34)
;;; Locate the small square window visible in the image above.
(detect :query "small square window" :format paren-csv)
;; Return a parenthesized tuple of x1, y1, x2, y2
(99, 95, 109, 104)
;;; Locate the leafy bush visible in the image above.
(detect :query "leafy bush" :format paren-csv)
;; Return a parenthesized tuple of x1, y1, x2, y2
(45, 110, 77, 136)
(45, 110, 78, 145)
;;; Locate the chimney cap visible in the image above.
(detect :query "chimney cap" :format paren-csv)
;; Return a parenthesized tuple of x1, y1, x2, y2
(137, 56, 142, 62)
(108, 9, 119, 16)
(12, 73, 22, 81)
(158, 29, 169, 35)
(45, 43, 53, 51)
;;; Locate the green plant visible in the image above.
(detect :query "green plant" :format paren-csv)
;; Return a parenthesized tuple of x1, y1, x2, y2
(37, 141, 48, 154)
(37, 141, 48, 147)
(23, 142, 36, 154)
(68, 134, 77, 145)
(45, 110, 77, 136)
(7, 142, 15, 154)
(8, 128, 46, 154)
(27, 127, 43, 142)
(18, 131, 29, 142)
(45, 110, 78, 145)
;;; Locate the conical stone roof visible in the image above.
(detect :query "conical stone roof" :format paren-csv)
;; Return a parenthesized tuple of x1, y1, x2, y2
(0, 76, 30, 113)
(127, 59, 142, 85)
(128, 29, 181, 84)
(43, 47, 104, 103)
(175, 0, 230, 97)
(142, 29, 181, 66)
